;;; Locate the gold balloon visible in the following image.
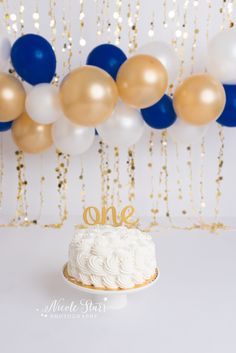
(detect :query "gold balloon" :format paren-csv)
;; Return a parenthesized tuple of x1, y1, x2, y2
(0, 72, 26, 122)
(59, 66, 118, 126)
(116, 54, 168, 109)
(173, 74, 226, 125)
(12, 112, 53, 154)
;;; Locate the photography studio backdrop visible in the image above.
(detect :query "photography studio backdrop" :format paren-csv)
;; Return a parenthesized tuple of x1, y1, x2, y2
(0, 0, 235, 227)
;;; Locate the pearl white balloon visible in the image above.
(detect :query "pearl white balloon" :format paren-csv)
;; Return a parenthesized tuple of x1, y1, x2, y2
(26, 84, 62, 125)
(136, 41, 179, 83)
(97, 102, 144, 147)
(168, 118, 209, 145)
(207, 28, 236, 84)
(52, 115, 95, 155)
(0, 35, 11, 70)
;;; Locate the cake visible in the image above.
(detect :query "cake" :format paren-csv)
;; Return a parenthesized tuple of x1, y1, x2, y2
(64, 225, 158, 290)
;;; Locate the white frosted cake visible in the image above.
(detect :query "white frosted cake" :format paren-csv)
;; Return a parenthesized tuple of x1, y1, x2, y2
(65, 225, 158, 290)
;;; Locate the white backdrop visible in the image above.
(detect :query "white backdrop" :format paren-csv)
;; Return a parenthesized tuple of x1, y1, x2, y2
(0, 0, 236, 224)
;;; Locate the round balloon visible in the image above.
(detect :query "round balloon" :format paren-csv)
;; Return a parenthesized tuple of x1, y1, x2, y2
(0, 72, 26, 122)
(60, 66, 118, 126)
(52, 115, 95, 155)
(0, 120, 13, 132)
(173, 74, 226, 125)
(168, 118, 209, 145)
(96, 101, 144, 147)
(116, 54, 168, 109)
(141, 94, 176, 129)
(11, 34, 56, 85)
(26, 83, 62, 125)
(86, 44, 127, 80)
(207, 28, 236, 84)
(217, 85, 236, 127)
(12, 112, 53, 154)
(137, 41, 179, 83)
(0, 34, 11, 70)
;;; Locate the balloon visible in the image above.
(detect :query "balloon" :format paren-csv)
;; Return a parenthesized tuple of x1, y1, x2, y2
(60, 66, 118, 126)
(168, 118, 209, 145)
(26, 84, 62, 125)
(96, 101, 144, 147)
(11, 34, 56, 85)
(0, 34, 11, 70)
(141, 94, 176, 129)
(173, 74, 226, 125)
(86, 44, 127, 80)
(52, 115, 95, 155)
(0, 120, 13, 132)
(207, 28, 236, 84)
(137, 41, 179, 83)
(0, 72, 26, 122)
(12, 112, 53, 154)
(217, 85, 236, 127)
(116, 54, 168, 109)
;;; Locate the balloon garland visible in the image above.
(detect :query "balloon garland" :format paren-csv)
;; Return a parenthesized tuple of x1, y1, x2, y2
(0, 30, 236, 156)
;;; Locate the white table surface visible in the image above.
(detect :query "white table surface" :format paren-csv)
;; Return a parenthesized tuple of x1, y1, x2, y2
(0, 223, 236, 353)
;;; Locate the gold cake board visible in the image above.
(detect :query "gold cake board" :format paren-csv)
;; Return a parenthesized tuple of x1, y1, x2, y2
(63, 263, 159, 292)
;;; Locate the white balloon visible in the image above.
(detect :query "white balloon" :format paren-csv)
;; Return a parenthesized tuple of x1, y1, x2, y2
(52, 115, 95, 155)
(0, 35, 11, 70)
(168, 118, 209, 145)
(136, 41, 179, 83)
(96, 101, 144, 147)
(26, 84, 62, 125)
(207, 28, 236, 84)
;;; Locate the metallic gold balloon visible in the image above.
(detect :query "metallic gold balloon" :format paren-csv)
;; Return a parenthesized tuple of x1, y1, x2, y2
(12, 112, 53, 154)
(173, 74, 226, 125)
(116, 54, 168, 109)
(59, 66, 118, 126)
(0, 72, 26, 122)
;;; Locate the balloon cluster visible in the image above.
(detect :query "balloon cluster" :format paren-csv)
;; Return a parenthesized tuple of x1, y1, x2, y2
(0, 29, 235, 154)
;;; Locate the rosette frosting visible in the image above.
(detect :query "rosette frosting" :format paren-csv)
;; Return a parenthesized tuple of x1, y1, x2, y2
(67, 225, 157, 289)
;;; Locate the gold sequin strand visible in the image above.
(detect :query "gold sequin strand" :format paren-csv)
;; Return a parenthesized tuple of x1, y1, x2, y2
(79, 157, 86, 212)
(10, 151, 31, 226)
(98, 140, 110, 208)
(126, 147, 136, 203)
(79, 0, 86, 56)
(114, 0, 123, 45)
(214, 126, 224, 222)
(19, 1, 25, 34)
(61, 2, 73, 74)
(148, 131, 159, 229)
(111, 147, 122, 209)
(45, 151, 70, 228)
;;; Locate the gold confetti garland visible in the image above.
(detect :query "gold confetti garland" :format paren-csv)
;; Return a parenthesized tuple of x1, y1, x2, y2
(45, 151, 70, 228)
(79, 157, 86, 212)
(111, 147, 122, 209)
(147, 131, 159, 228)
(10, 151, 31, 226)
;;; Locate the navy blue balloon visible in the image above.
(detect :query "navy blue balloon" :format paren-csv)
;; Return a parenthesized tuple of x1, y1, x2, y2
(11, 34, 56, 85)
(141, 95, 177, 129)
(217, 84, 236, 127)
(0, 121, 13, 132)
(86, 44, 127, 80)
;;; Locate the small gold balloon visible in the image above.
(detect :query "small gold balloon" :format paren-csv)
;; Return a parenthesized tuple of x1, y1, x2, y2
(59, 66, 118, 126)
(12, 112, 53, 154)
(0, 72, 26, 122)
(173, 74, 226, 125)
(116, 54, 168, 109)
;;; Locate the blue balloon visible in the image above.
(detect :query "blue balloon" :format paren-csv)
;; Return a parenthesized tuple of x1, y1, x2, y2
(141, 95, 177, 129)
(11, 34, 56, 85)
(86, 44, 127, 80)
(0, 121, 13, 132)
(217, 84, 236, 127)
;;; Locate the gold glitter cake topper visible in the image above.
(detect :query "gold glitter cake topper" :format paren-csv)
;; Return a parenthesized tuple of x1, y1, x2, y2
(82, 205, 139, 227)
